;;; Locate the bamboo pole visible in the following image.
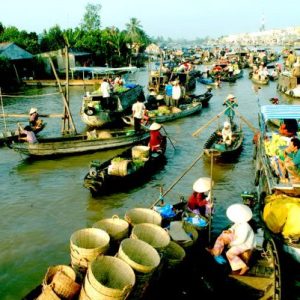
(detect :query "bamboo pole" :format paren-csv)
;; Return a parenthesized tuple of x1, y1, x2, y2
(208, 152, 214, 244)
(150, 150, 204, 208)
(1, 113, 64, 118)
(0, 88, 8, 132)
(192, 107, 227, 137)
(161, 125, 176, 150)
(48, 55, 77, 134)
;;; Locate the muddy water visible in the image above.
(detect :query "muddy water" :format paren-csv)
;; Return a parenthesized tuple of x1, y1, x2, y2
(0, 67, 296, 299)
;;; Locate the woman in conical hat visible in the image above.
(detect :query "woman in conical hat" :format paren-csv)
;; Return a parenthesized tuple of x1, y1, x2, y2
(148, 122, 166, 153)
(206, 203, 256, 275)
(187, 177, 214, 217)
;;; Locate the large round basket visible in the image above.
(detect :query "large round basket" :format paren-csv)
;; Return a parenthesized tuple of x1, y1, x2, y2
(37, 285, 60, 300)
(164, 241, 186, 268)
(125, 208, 162, 226)
(132, 145, 150, 161)
(130, 223, 170, 252)
(85, 255, 135, 299)
(118, 238, 160, 274)
(42, 265, 80, 299)
(93, 215, 129, 242)
(70, 228, 110, 269)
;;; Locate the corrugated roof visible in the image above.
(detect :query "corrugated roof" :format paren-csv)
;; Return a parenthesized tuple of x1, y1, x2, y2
(0, 42, 33, 60)
(261, 105, 300, 120)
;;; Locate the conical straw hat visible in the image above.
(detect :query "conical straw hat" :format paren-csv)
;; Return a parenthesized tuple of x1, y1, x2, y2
(149, 122, 162, 131)
(226, 203, 252, 223)
(192, 177, 214, 193)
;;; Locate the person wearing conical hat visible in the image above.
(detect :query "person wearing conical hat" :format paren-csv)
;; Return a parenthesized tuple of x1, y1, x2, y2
(148, 122, 166, 153)
(223, 94, 238, 124)
(187, 177, 214, 217)
(28, 107, 43, 132)
(206, 203, 256, 275)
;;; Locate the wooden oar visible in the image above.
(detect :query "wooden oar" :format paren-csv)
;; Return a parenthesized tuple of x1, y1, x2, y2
(235, 110, 258, 133)
(192, 107, 227, 137)
(161, 125, 176, 150)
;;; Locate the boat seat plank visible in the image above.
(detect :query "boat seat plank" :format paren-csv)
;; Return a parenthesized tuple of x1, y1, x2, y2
(229, 275, 274, 292)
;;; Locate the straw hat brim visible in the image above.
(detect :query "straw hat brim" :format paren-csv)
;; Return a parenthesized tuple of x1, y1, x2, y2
(193, 177, 214, 193)
(226, 203, 252, 223)
(29, 107, 37, 114)
(226, 94, 235, 100)
(149, 122, 161, 130)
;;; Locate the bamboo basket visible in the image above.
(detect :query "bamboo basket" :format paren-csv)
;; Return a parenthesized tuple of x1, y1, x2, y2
(164, 241, 186, 268)
(118, 238, 160, 273)
(125, 208, 162, 226)
(130, 223, 170, 252)
(108, 160, 133, 176)
(92, 215, 129, 242)
(70, 228, 110, 270)
(79, 285, 91, 300)
(37, 285, 60, 300)
(85, 255, 135, 299)
(43, 265, 76, 286)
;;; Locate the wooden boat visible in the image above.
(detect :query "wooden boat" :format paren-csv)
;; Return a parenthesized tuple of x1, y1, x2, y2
(203, 125, 244, 159)
(187, 89, 213, 107)
(251, 74, 269, 85)
(197, 76, 218, 86)
(254, 105, 300, 265)
(80, 84, 145, 127)
(122, 102, 202, 126)
(9, 129, 149, 158)
(83, 137, 167, 195)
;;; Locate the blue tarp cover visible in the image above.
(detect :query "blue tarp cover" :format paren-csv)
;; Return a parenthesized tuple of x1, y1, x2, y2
(261, 105, 300, 121)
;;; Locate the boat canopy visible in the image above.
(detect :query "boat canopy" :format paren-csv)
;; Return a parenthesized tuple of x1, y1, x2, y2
(70, 66, 137, 79)
(261, 105, 300, 121)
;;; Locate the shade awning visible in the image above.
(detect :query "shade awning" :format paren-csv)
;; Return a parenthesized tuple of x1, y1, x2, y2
(261, 105, 300, 121)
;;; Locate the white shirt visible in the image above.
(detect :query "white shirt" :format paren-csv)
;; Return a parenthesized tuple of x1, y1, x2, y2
(100, 81, 110, 98)
(172, 85, 181, 100)
(132, 101, 145, 119)
(222, 127, 232, 145)
(229, 222, 256, 250)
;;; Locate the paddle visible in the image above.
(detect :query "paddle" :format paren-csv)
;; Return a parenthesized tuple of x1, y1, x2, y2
(192, 107, 227, 137)
(161, 125, 176, 150)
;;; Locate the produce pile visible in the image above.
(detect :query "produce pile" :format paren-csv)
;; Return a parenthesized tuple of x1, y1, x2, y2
(264, 133, 289, 158)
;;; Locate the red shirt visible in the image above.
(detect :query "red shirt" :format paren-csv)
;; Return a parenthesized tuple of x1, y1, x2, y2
(187, 192, 208, 210)
(149, 130, 163, 151)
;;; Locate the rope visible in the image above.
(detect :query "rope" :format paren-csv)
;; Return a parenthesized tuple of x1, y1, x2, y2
(1, 92, 60, 98)
(150, 150, 204, 208)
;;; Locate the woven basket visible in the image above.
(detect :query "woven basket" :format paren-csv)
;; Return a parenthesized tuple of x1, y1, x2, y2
(37, 286, 60, 300)
(125, 208, 162, 226)
(132, 146, 150, 161)
(164, 241, 186, 267)
(93, 215, 129, 242)
(51, 271, 81, 299)
(118, 238, 160, 273)
(79, 285, 91, 300)
(86, 255, 135, 299)
(43, 265, 76, 286)
(70, 228, 110, 264)
(130, 223, 170, 252)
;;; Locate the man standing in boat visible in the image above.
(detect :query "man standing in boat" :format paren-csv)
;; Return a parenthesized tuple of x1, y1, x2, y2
(223, 94, 238, 124)
(100, 78, 111, 108)
(132, 98, 146, 132)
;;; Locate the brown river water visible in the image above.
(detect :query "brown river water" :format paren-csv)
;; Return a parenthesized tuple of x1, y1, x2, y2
(0, 67, 298, 299)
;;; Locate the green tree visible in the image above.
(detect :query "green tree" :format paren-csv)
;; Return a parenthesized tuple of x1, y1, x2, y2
(81, 3, 102, 31)
(40, 25, 65, 51)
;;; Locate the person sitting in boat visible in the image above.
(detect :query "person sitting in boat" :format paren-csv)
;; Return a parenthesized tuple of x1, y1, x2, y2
(187, 177, 214, 217)
(223, 94, 238, 124)
(18, 124, 38, 144)
(206, 203, 256, 276)
(148, 122, 165, 153)
(29, 107, 43, 132)
(279, 119, 298, 137)
(219, 121, 233, 146)
(278, 137, 300, 182)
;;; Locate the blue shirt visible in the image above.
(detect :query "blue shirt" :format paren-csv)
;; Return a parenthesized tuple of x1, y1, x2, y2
(165, 84, 173, 97)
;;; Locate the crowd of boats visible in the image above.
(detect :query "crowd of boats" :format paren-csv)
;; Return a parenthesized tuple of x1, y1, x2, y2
(1, 45, 300, 299)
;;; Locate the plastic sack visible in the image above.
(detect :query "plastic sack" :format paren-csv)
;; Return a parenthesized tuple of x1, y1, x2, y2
(184, 216, 207, 228)
(154, 204, 176, 218)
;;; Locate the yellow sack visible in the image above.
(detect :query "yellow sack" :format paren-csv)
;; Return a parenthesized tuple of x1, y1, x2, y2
(263, 194, 300, 238)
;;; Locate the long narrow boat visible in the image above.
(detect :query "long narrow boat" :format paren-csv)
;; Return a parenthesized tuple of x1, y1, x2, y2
(9, 129, 149, 158)
(187, 89, 213, 107)
(254, 104, 300, 264)
(122, 102, 202, 126)
(83, 137, 167, 195)
(203, 125, 244, 159)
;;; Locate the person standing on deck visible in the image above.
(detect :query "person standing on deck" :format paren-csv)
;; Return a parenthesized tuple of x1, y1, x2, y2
(100, 78, 111, 108)
(223, 94, 238, 124)
(132, 98, 146, 132)
(164, 82, 173, 107)
(172, 81, 181, 107)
